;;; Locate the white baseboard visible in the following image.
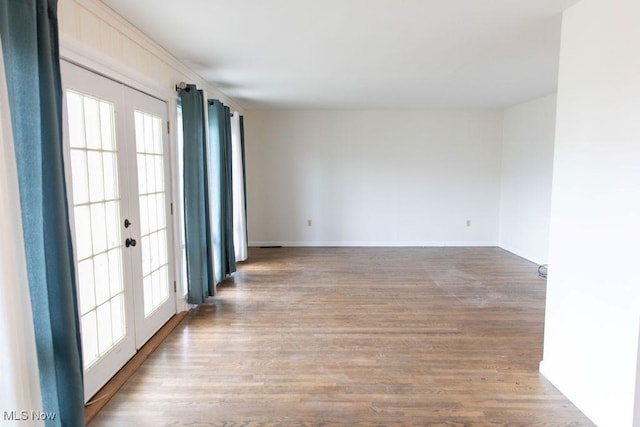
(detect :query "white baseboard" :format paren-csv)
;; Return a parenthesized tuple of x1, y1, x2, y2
(539, 359, 552, 379)
(249, 241, 499, 248)
(498, 244, 546, 265)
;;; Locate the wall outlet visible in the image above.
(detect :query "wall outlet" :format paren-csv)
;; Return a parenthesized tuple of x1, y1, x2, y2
(307, 219, 312, 227)
(466, 219, 471, 227)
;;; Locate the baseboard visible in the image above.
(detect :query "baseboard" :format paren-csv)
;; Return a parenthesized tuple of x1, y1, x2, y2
(498, 244, 546, 265)
(539, 360, 597, 426)
(539, 359, 552, 379)
(249, 241, 499, 248)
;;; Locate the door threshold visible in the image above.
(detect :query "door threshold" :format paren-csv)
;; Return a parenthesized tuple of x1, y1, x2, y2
(85, 311, 188, 425)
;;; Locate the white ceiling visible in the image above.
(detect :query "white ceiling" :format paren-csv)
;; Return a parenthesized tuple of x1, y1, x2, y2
(101, 0, 580, 109)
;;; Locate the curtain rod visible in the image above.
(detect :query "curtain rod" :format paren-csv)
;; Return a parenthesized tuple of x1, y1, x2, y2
(175, 81, 190, 92)
(176, 84, 241, 115)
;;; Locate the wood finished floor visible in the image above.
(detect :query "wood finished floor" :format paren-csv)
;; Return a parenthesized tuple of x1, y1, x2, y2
(90, 247, 593, 426)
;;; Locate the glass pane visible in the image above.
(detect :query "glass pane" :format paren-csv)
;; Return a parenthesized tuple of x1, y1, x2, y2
(150, 155, 158, 195)
(157, 193, 166, 229)
(159, 265, 169, 301)
(94, 252, 110, 306)
(158, 230, 167, 266)
(134, 110, 171, 318)
(67, 92, 85, 148)
(143, 114, 154, 153)
(138, 154, 156, 193)
(104, 201, 120, 250)
(77, 259, 95, 315)
(65, 90, 127, 370)
(151, 269, 160, 308)
(99, 101, 115, 151)
(138, 195, 149, 236)
(90, 203, 107, 254)
(147, 194, 158, 232)
(141, 235, 150, 276)
(96, 302, 113, 354)
(150, 231, 159, 271)
(70, 150, 89, 204)
(143, 276, 152, 315)
(81, 311, 99, 368)
(103, 152, 118, 200)
(73, 205, 92, 261)
(152, 117, 162, 154)
(83, 97, 101, 150)
(137, 154, 147, 195)
(154, 156, 164, 192)
(111, 294, 125, 343)
(134, 112, 145, 153)
(87, 151, 105, 202)
(108, 248, 123, 297)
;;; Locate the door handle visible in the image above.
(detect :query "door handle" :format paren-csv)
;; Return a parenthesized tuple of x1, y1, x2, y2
(125, 238, 137, 248)
(124, 219, 132, 228)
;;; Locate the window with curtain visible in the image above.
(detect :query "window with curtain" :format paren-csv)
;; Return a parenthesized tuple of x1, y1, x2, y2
(178, 94, 248, 297)
(176, 101, 188, 296)
(178, 85, 213, 304)
(207, 100, 236, 282)
(230, 112, 248, 262)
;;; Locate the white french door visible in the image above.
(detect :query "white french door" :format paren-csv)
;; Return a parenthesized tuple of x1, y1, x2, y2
(61, 62, 176, 401)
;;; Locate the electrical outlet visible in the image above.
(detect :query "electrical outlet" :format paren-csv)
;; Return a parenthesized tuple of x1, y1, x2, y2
(466, 219, 471, 227)
(307, 219, 312, 227)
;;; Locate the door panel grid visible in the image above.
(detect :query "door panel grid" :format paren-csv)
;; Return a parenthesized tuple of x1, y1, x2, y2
(66, 91, 126, 369)
(134, 111, 171, 317)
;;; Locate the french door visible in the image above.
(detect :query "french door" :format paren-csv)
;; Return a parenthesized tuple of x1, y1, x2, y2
(61, 62, 176, 401)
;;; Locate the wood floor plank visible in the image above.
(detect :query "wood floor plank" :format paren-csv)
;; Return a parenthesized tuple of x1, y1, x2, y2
(89, 247, 594, 426)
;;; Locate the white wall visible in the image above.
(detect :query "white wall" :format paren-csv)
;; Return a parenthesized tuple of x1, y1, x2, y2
(540, 0, 640, 426)
(499, 94, 556, 265)
(245, 109, 503, 246)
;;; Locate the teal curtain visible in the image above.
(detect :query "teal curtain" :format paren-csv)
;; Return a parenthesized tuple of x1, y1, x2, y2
(239, 115, 248, 245)
(179, 85, 213, 304)
(208, 100, 236, 280)
(0, 0, 84, 425)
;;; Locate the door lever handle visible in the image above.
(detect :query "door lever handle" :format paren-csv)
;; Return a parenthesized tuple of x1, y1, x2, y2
(125, 238, 137, 248)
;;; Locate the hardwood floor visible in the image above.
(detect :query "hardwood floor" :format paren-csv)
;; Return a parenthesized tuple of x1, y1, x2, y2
(89, 247, 593, 426)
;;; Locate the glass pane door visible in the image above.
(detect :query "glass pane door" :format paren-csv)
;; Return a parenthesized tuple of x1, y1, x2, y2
(125, 87, 176, 349)
(61, 62, 136, 402)
(67, 91, 126, 369)
(62, 61, 176, 401)
(134, 111, 170, 317)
